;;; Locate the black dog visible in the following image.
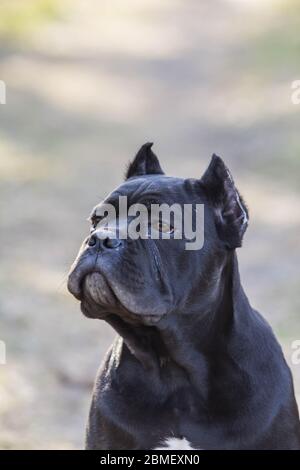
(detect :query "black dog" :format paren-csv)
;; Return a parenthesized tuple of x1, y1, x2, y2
(68, 143, 300, 450)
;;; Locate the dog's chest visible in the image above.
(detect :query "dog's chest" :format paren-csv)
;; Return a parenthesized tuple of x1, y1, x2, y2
(135, 379, 203, 445)
(167, 388, 199, 417)
(143, 389, 204, 449)
(103, 345, 208, 448)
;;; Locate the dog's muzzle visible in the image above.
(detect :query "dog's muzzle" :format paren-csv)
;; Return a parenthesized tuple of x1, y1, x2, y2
(67, 230, 123, 300)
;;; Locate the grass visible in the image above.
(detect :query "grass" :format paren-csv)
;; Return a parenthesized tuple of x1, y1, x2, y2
(250, 0, 300, 76)
(0, 0, 63, 39)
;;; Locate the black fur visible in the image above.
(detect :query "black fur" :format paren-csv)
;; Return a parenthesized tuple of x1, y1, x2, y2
(68, 145, 300, 450)
(200, 154, 249, 248)
(125, 142, 164, 179)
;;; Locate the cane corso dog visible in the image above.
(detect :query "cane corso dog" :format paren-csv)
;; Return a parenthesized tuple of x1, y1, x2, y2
(68, 143, 300, 450)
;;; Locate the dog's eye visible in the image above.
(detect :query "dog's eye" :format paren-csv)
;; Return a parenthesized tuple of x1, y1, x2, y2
(153, 221, 174, 234)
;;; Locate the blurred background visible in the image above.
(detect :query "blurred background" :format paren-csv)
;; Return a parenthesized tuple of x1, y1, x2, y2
(0, 0, 299, 449)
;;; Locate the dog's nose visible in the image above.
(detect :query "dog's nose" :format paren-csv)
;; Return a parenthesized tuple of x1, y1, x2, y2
(87, 234, 99, 247)
(87, 234, 122, 250)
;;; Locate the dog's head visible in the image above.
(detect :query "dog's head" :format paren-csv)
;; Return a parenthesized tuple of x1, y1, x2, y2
(67, 143, 248, 325)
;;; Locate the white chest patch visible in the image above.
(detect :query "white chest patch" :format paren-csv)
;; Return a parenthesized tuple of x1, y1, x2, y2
(154, 437, 196, 450)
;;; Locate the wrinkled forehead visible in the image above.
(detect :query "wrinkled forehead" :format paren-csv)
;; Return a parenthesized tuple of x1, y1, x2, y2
(101, 175, 198, 206)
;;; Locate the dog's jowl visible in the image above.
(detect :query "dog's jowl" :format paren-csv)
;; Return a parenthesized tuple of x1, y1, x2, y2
(68, 143, 300, 450)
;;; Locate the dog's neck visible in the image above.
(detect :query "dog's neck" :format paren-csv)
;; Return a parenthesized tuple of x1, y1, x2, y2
(105, 251, 248, 391)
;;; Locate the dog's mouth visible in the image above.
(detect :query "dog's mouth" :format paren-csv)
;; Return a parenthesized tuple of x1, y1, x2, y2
(82, 271, 118, 308)
(68, 264, 119, 308)
(68, 267, 166, 324)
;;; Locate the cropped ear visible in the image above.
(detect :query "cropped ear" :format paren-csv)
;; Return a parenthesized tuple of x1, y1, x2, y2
(125, 142, 164, 179)
(200, 154, 248, 249)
